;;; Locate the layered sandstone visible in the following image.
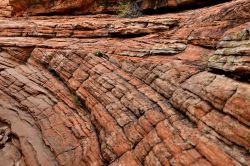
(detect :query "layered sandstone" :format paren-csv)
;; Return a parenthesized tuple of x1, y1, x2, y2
(0, 0, 12, 17)
(7, 0, 230, 16)
(0, 0, 250, 166)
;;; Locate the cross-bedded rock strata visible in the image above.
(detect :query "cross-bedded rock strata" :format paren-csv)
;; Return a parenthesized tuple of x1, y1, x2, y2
(0, 0, 250, 165)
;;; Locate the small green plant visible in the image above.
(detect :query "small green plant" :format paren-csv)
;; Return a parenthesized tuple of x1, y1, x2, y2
(118, 1, 131, 17)
(71, 94, 83, 107)
(49, 69, 63, 81)
(94, 50, 104, 57)
(117, 0, 142, 18)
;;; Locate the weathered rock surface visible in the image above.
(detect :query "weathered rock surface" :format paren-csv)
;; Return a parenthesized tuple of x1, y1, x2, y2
(0, 0, 250, 166)
(0, 0, 12, 17)
(6, 0, 230, 16)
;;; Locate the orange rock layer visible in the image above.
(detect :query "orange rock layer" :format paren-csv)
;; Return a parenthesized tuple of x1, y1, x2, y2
(0, 0, 250, 166)
(2, 0, 230, 16)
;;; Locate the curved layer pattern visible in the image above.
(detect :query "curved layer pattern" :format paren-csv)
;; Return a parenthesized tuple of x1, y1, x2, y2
(0, 0, 250, 165)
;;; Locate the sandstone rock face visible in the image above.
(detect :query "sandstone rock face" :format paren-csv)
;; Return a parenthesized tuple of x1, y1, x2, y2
(140, 0, 224, 10)
(0, 0, 250, 165)
(8, 0, 229, 16)
(0, 0, 12, 17)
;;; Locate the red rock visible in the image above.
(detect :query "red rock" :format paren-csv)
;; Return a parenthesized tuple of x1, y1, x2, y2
(0, 0, 12, 17)
(7, 0, 230, 16)
(0, 0, 250, 165)
(195, 136, 240, 166)
(224, 85, 250, 126)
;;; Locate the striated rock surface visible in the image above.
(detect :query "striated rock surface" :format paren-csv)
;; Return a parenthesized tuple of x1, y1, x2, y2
(0, 0, 250, 165)
(8, 0, 230, 16)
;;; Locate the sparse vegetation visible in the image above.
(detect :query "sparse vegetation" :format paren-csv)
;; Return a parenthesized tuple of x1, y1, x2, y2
(49, 69, 63, 81)
(71, 94, 83, 107)
(118, 1, 131, 17)
(118, 0, 142, 18)
(94, 50, 104, 57)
